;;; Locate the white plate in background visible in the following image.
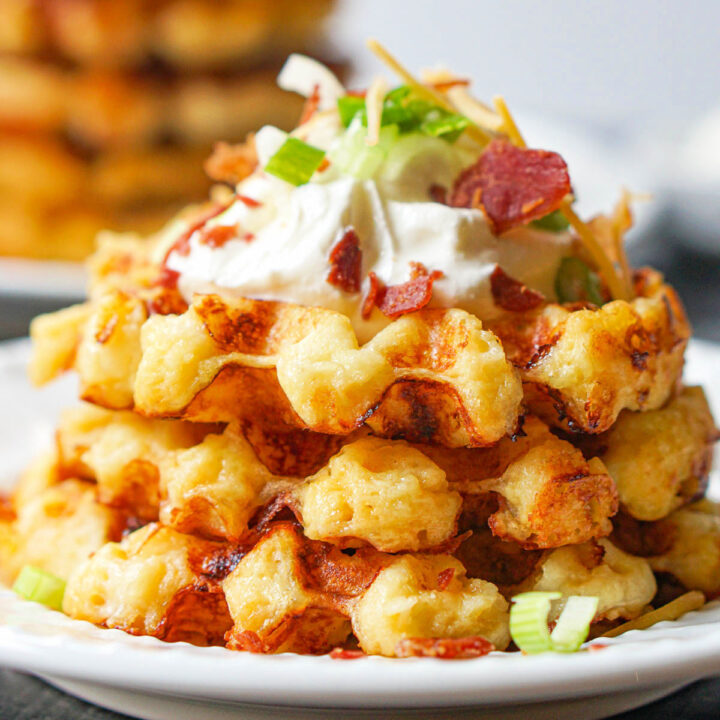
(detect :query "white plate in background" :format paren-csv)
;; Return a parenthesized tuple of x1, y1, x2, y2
(0, 258, 86, 301)
(0, 338, 718, 720)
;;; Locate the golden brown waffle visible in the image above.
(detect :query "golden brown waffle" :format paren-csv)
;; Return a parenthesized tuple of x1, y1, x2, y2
(0, 58, 304, 148)
(0, 0, 335, 69)
(573, 386, 718, 521)
(61, 520, 511, 655)
(487, 269, 690, 434)
(31, 292, 524, 446)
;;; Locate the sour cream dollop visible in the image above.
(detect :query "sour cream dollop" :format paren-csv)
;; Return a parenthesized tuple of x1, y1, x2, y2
(165, 118, 571, 342)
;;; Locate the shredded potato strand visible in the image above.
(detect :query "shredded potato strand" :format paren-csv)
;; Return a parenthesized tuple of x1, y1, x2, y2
(446, 87, 504, 132)
(612, 189, 635, 299)
(602, 591, 706, 638)
(492, 96, 525, 147)
(365, 75, 388, 146)
(366, 39, 491, 145)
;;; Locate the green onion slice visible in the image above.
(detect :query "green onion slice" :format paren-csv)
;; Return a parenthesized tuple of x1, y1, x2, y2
(510, 591, 560, 654)
(336, 86, 471, 143)
(421, 112, 470, 142)
(337, 96, 366, 127)
(531, 209, 571, 232)
(550, 595, 599, 652)
(555, 256, 605, 305)
(12, 565, 66, 610)
(264, 137, 326, 186)
(510, 591, 598, 654)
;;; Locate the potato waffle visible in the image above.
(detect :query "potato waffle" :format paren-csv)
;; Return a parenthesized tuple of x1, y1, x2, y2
(0, 0, 335, 69)
(0, 0, 339, 259)
(0, 58, 303, 148)
(4, 47, 719, 659)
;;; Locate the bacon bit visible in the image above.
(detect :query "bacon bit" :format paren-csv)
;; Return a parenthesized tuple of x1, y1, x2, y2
(300, 83, 321, 125)
(198, 224, 238, 249)
(237, 195, 262, 208)
(395, 637, 495, 659)
(204, 136, 258, 186)
(490, 265, 545, 312)
(361, 271, 382, 319)
(429, 184, 447, 204)
(242, 232, 255, 243)
(329, 648, 366, 660)
(164, 202, 229, 259)
(145, 289, 189, 316)
(436, 568, 455, 591)
(327, 228, 362, 293)
(430, 78, 471, 92)
(346, 89, 367, 98)
(371, 266, 444, 319)
(316, 157, 331, 173)
(448, 139, 571, 235)
(156, 265, 180, 291)
(588, 643, 609, 653)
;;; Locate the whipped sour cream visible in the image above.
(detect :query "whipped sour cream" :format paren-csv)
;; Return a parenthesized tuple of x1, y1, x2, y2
(165, 114, 571, 342)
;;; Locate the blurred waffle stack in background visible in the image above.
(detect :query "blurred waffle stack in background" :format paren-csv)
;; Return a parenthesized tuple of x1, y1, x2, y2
(0, 0, 339, 260)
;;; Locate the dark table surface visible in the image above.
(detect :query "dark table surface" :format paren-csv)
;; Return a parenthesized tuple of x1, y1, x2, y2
(0, 229, 718, 719)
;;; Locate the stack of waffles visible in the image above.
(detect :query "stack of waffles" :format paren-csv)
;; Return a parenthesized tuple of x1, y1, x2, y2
(0, 0, 338, 260)
(0, 223, 715, 657)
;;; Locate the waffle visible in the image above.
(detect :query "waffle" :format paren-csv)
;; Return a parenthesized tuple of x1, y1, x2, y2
(5, 48, 719, 659)
(487, 268, 690, 434)
(0, 58, 304, 148)
(0, 0, 335, 69)
(574, 386, 718, 521)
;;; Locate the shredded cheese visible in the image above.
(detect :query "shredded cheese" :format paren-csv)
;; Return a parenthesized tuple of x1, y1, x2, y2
(364, 75, 388, 147)
(446, 87, 504, 133)
(602, 591, 706, 638)
(366, 38, 491, 145)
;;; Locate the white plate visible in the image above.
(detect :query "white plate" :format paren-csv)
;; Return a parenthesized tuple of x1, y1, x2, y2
(0, 258, 86, 301)
(0, 338, 718, 720)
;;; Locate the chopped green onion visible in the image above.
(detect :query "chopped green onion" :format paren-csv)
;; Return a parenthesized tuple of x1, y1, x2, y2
(330, 121, 398, 180)
(555, 257, 605, 305)
(336, 87, 471, 143)
(531, 209, 571, 232)
(550, 595, 599, 652)
(510, 591, 598, 654)
(510, 591, 560, 653)
(420, 112, 470, 142)
(264, 137, 326, 186)
(337, 96, 366, 127)
(12, 565, 66, 610)
(384, 85, 412, 104)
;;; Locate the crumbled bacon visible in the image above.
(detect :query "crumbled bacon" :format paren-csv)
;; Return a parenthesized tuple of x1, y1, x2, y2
(300, 83, 321, 125)
(204, 136, 258, 186)
(237, 195, 262, 208)
(364, 265, 444, 319)
(361, 271, 382, 319)
(429, 184, 447, 204)
(490, 265, 545, 312)
(155, 265, 180, 291)
(198, 224, 238, 249)
(448, 139, 571, 234)
(327, 228, 362, 293)
(164, 202, 230, 259)
(436, 567, 455, 591)
(395, 636, 495, 659)
(329, 648, 366, 660)
(242, 232, 255, 243)
(157, 201, 232, 289)
(316, 157, 331, 173)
